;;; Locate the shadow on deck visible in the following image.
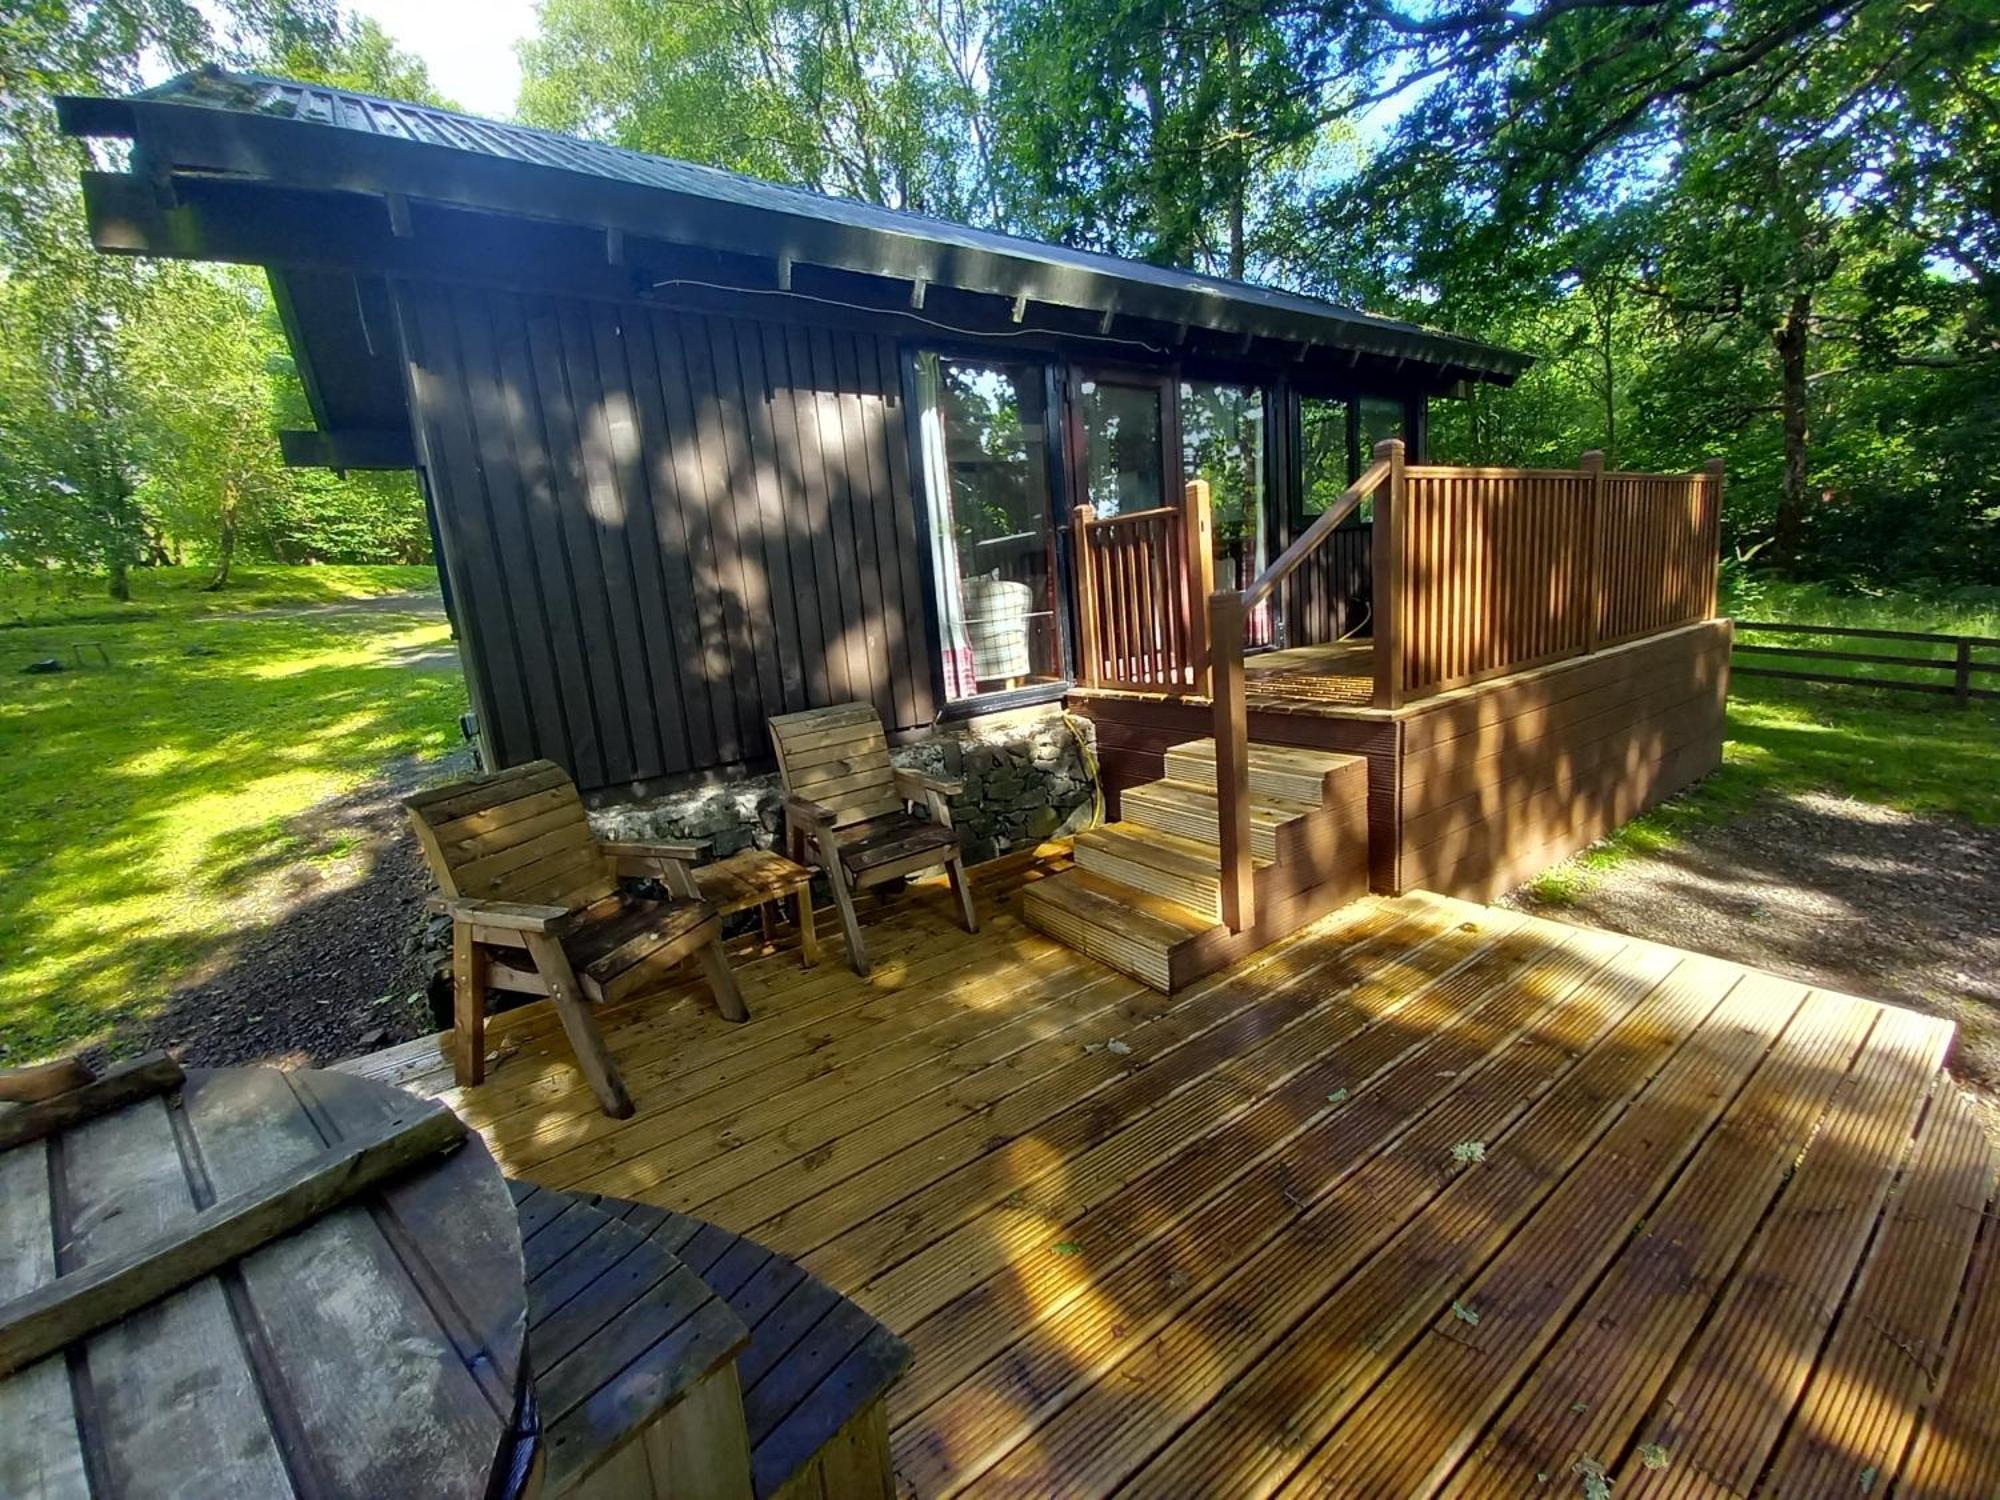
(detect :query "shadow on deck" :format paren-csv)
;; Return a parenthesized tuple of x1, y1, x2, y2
(342, 848, 2000, 1498)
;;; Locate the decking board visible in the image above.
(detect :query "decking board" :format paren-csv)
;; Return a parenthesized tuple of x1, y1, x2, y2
(340, 847, 1999, 1499)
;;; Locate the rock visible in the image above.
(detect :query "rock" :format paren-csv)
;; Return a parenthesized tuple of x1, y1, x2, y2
(21, 658, 63, 674)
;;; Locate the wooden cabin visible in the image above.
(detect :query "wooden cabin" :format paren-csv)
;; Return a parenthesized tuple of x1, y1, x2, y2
(59, 68, 1727, 991)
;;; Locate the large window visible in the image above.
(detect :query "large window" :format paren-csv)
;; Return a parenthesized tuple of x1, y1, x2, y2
(1075, 377, 1165, 516)
(1299, 394, 1410, 522)
(914, 353, 1063, 700)
(1180, 380, 1267, 591)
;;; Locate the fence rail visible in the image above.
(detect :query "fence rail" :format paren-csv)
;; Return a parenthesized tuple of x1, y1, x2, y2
(1387, 456, 1721, 701)
(1732, 620, 2000, 706)
(1071, 482, 1212, 693)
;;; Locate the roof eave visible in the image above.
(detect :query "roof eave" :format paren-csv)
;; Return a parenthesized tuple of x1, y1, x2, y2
(57, 90, 1533, 385)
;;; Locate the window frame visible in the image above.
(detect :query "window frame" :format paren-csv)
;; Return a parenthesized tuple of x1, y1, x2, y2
(903, 343, 1076, 715)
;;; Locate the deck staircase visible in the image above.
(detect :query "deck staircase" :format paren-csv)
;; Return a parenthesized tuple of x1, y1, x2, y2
(1023, 738, 1371, 991)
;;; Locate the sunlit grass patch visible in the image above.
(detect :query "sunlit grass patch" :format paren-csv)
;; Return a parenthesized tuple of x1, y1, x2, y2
(0, 571, 465, 1063)
(0, 563, 440, 627)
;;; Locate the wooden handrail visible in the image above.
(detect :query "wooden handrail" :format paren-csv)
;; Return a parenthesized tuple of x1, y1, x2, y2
(1085, 504, 1180, 527)
(1242, 454, 1393, 614)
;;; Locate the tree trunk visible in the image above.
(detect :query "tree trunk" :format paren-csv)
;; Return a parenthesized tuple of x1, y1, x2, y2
(107, 561, 130, 602)
(204, 501, 238, 591)
(1598, 288, 1617, 468)
(1771, 291, 1812, 569)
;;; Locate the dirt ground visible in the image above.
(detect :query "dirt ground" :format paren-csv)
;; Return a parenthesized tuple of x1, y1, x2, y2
(1506, 790, 2000, 1123)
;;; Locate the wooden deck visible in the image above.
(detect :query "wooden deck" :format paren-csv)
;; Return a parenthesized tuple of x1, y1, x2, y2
(344, 850, 2000, 1498)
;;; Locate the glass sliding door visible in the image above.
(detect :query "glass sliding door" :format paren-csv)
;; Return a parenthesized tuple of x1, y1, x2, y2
(914, 352, 1063, 701)
(1292, 393, 1377, 646)
(1180, 379, 1269, 641)
(1073, 374, 1166, 515)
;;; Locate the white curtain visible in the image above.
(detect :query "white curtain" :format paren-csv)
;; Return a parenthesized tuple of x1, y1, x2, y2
(916, 353, 978, 699)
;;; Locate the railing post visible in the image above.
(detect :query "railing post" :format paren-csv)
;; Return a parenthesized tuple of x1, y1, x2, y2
(1182, 479, 1215, 694)
(1703, 457, 1725, 620)
(1955, 638, 1973, 710)
(1370, 439, 1406, 710)
(1581, 449, 1605, 655)
(1209, 588, 1253, 933)
(1071, 504, 1097, 687)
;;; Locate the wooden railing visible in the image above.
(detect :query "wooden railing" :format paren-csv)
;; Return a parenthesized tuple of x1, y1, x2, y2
(1072, 480, 1214, 693)
(1208, 441, 1724, 932)
(1210, 447, 1397, 932)
(1380, 452, 1723, 706)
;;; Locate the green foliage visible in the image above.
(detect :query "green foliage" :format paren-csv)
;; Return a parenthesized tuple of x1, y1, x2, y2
(0, 1, 438, 597)
(519, 0, 993, 220)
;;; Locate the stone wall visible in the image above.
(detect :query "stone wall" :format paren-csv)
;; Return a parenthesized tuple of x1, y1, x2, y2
(589, 708, 1099, 864)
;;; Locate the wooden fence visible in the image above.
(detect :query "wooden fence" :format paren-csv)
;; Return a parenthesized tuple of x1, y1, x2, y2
(1071, 482, 1212, 692)
(1383, 454, 1722, 704)
(1732, 621, 2000, 706)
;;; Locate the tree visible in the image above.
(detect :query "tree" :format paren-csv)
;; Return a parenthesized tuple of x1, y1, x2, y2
(121, 266, 295, 587)
(989, 0, 1333, 275)
(519, 0, 994, 220)
(0, 1, 442, 594)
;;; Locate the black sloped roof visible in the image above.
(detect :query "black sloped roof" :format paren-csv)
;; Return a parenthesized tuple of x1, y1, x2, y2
(58, 66, 1531, 386)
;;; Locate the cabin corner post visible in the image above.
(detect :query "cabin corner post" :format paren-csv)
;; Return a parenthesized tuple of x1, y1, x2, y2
(1371, 438, 1406, 709)
(1182, 479, 1215, 694)
(1703, 457, 1726, 619)
(1581, 449, 1606, 655)
(1209, 588, 1254, 933)
(1071, 504, 1099, 687)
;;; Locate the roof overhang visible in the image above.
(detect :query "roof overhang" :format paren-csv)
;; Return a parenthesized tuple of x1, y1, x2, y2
(56, 83, 1532, 392)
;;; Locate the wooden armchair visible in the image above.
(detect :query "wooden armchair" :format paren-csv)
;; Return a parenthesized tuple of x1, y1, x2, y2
(404, 760, 747, 1119)
(769, 704, 977, 977)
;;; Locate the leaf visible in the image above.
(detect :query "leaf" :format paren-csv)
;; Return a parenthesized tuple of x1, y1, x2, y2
(1574, 1456, 1612, 1500)
(1451, 1299, 1481, 1326)
(1326, 1088, 1350, 1105)
(1859, 1465, 1878, 1494)
(1639, 1443, 1672, 1470)
(1053, 1240, 1083, 1256)
(1451, 1139, 1488, 1166)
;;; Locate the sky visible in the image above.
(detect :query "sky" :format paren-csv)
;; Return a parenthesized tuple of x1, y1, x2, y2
(346, 0, 537, 120)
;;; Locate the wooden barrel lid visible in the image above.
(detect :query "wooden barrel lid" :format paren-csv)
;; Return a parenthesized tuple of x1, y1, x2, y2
(0, 1066, 528, 1499)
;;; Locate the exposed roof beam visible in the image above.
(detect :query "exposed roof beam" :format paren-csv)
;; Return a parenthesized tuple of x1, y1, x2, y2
(278, 427, 415, 471)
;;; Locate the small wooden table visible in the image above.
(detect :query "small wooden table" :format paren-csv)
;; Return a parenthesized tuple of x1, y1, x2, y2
(697, 848, 818, 966)
(0, 1066, 531, 1500)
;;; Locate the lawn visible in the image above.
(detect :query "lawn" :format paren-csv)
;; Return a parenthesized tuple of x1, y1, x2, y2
(1526, 580, 2000, 904)
(0, 562, 440, 628)
(0, 565, 465, 1064)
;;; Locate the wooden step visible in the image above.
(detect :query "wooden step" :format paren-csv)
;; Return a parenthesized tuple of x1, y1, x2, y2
(1020, 868, 1217, 992)
(1071, 823, 1270, 923)
(1119, 779, 1318, 863)
(1163, 739, 1367, 806)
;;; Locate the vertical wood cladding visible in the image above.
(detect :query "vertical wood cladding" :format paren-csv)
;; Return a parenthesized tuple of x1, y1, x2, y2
(395, 279, 934, 792)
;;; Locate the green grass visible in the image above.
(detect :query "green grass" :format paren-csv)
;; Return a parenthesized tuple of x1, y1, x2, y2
(0, 563, 441, 628)
(0, 567, 465, 1062)
(1526, 581, 2000, 905)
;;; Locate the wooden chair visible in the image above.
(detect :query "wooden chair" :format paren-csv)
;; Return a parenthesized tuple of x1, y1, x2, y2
(769, 704, 977, 977)
(405, 760, 747, 1119)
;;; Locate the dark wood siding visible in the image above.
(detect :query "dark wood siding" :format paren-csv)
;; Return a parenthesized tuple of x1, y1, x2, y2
(395, 278, 935, 792)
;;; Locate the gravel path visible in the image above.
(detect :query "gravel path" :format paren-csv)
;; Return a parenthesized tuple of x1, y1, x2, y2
(128, 747, 474, 1069)
(1507, 790, 2000, 1121)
